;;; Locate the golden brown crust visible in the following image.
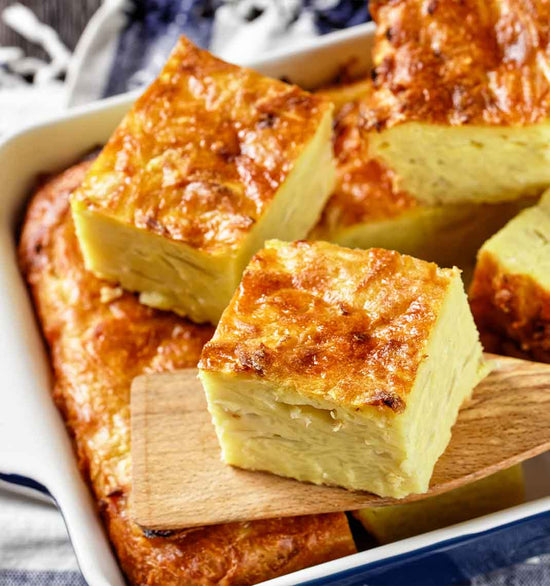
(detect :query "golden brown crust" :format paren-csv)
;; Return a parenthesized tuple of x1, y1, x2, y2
(200, 240, 455, 412)
(366, 0, 550, 128)
(469, 251, 550, 362)
(73, 36, 331, 254)
(312, 93, 417, 235)
(19, 163, 355, 585)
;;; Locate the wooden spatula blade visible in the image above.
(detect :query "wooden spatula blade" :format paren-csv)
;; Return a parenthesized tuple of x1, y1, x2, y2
(130, 354, 550, 530)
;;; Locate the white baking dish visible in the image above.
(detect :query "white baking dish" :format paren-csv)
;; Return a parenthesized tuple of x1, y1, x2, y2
(0, 22, 548, 586)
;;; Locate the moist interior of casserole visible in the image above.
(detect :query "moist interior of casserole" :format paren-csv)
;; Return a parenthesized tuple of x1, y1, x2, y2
(480, 191, 550, 289)
(369, 122, 550, 205)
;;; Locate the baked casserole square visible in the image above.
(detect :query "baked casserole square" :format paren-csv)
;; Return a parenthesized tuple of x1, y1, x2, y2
(71, 37, 335, 324)
(364, 0, 550, 205)
(469, 190, 550, 362)
(199, 240, 487, 498)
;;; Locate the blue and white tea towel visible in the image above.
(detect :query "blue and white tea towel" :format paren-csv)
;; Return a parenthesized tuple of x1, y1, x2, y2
(0, 0, 368, 130)
(68, 0, 368, 104)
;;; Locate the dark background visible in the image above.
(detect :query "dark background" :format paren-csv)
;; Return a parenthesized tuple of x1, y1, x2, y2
(0, 0, 101, 58)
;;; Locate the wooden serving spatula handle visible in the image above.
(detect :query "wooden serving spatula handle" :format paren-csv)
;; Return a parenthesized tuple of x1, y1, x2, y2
(130, 353, 550, 530)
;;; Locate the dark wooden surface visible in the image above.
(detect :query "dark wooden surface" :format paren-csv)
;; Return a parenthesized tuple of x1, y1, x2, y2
(0, 0, 101, 59)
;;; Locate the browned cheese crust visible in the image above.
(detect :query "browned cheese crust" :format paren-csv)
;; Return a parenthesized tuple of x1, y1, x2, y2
(200, 240, 455, 412)
(469, 252, 550, 362)
(313, 92, 417, 234)
(72, 37, 330, 254)
(366, 0, 550, 129)
(18, 162, 356, 585)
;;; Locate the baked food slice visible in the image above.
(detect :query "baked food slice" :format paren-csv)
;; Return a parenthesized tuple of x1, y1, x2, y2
(469, 190, 550, 362)
(354, 465, 524, 544)
(199, 240, 487, 499)
(364, 0, 550, 205)
(19, 162, 355, 585)
(311, 89, 534, 274)
(71, 36, 335, 324)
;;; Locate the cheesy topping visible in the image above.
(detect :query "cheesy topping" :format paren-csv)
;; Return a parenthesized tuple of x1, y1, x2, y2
(367, 0, 550, 129)
(72, 37, 331, 255)
(200, 240, 455, 412)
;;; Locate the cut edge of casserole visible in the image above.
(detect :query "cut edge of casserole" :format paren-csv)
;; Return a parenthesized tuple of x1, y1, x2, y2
(312, 82, 538, 275)
(368, 122, 550, 206)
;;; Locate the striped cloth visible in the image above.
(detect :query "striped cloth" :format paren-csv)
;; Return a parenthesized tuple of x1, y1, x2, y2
(0, 486, 84, 585)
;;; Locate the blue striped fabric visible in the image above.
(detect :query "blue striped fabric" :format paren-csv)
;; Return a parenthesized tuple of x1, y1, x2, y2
(0, 570, 85, 586)
(103, 0, 370, 96)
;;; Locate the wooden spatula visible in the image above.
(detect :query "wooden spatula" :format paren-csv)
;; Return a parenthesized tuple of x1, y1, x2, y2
(130, 354, 550, 531)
